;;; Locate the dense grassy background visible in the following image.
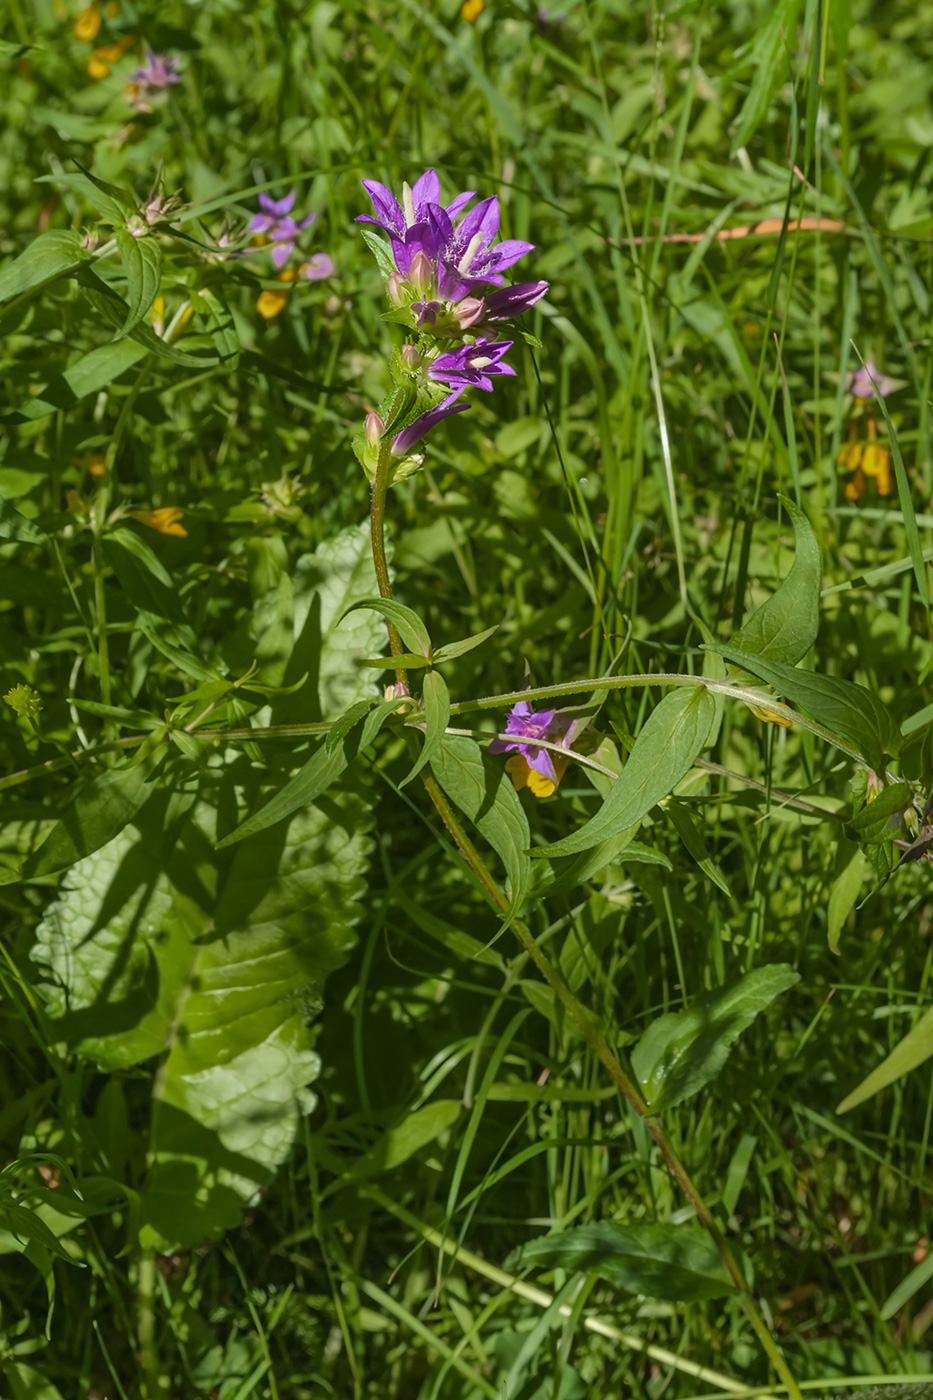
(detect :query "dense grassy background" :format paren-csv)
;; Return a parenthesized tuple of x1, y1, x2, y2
(2, 0, 933, 1396)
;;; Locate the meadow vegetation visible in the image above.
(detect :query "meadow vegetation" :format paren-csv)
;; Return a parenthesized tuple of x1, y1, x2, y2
(1, 1, 933, 1396)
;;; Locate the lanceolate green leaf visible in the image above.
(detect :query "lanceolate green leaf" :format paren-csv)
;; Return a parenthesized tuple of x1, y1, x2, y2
(10, 339, 149, 422)
(19, 755, 162, 881)
(402, 670, 450, 787)
(216, 736, 350, 848)
(114, 229, 162, 334)
(0, 229, 90, 305)
(730, 496, 821, 666)
(432, 735, 531, 913)
(709, 641, 900, 768)
(342, 597, 431, 658)
(32, 759, 372, 1249)
(0, 492, 47, 544)
(505, 1221, 737, 1302)
(631, 964, 800, 1111)
(837, 1004, 933, 1114)
(730, 0, 803, 153)
(532, 687, 717, 860)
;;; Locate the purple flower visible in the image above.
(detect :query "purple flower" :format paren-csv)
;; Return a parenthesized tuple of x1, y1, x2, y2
(248, 190, 317, 270)
(298, 253, 334, 281)
(357, 168, 548, 331)
(428, 339, 516, 392)
(481, 281, 549, 321)
(391, 392, 470, 456)
(132, 46, 181, 91)
(489, 701, 566, 786)
(846, 360, 898, 400)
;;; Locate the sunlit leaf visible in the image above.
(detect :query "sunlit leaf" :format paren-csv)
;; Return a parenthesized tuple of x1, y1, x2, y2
(532, 688, 716, 860)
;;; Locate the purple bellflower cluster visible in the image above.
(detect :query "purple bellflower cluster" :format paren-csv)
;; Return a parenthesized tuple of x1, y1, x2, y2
(353, 168, 547, 483)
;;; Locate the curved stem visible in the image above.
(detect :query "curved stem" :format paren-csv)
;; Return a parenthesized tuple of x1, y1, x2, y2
(370, 439, 407, 688)
(366, 455, 804, 1400)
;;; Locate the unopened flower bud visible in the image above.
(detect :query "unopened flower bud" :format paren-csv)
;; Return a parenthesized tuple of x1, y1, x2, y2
(384, 682, 411, 702)
(408, 251, 433, 295)
(454, 296, 485, 329)
(365, 412, 385, 449)
(386, 272, 406, 306)
(400, 344, 419, 371)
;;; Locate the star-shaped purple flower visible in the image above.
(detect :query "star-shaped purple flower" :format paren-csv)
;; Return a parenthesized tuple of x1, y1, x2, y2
(248, 190, 317, 270)
(428, 339, 516, 392)
(488, 701, 566, 785)
(132, 46, 181, 93)
(845, 360, 898, 400)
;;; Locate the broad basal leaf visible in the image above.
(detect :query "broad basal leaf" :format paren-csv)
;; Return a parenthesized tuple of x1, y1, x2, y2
(532, 687, 716, 860)
(32, 754, 373, 1250)
(631, 964, 800, 1111)
(505, 1221, 736, 1302)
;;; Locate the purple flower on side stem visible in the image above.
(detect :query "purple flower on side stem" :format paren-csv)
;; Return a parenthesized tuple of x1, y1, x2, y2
(489, 701, 569, 798)
(298, 253, 335, 281)
(248, 190, 317, 270)
(391, 393, 470, 457)
(845, 360, 898, 400)
(428, 339, 516, 393)
(131, 45, 180, 91)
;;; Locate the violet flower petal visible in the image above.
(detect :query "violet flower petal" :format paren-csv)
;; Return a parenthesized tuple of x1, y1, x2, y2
(392, 393, 470, 455)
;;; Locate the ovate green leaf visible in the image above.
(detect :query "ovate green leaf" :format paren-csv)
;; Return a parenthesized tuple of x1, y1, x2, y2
(631, 964, 800, 1110)
(0, 230, 90, 305)
(505, 1221, 736, 1302)
(730, 496, 820, 667)
(432, 735, 531, 914)
(20, 755, 162, 881)
(532, 687, 716, 859)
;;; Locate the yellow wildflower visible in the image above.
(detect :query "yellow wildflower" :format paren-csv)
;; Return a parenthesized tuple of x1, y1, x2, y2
(505, 751, 570, 799)
(106, 0, 121, 15)
(88, 451, 107, 478)
(73, 1, 102, 41)
(845, 471, 865, 501)
(461, 0, 484, 18)
(129, 506, 187, 538)
(87, 34, 134, 78)
(256, 289, 290, 319)
(861, 443, 892, 495)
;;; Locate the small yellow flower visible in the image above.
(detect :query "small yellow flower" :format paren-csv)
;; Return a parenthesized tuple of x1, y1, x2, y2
(837, 442, 862, 472)
(73, 1, 102, 41)
(256, 288, 290, 319)
(87, 34, 133, 78)
(861, 443, 889, 479)
(88, 451, 107, 478)
(749, 704, 793, 729)
(106, 0, 121, 15)
(845, 470, 865, 501)
(152, 294, 165, 336)
(129, 506, 187, 537)
(461, 0, 484, 19)
(505, 751, 570, 799)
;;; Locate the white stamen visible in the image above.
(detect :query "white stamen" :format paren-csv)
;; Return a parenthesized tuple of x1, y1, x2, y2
(457, 231, 484, 272)
(470, 356, 493, 369)
(402, 182, 416, 227)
